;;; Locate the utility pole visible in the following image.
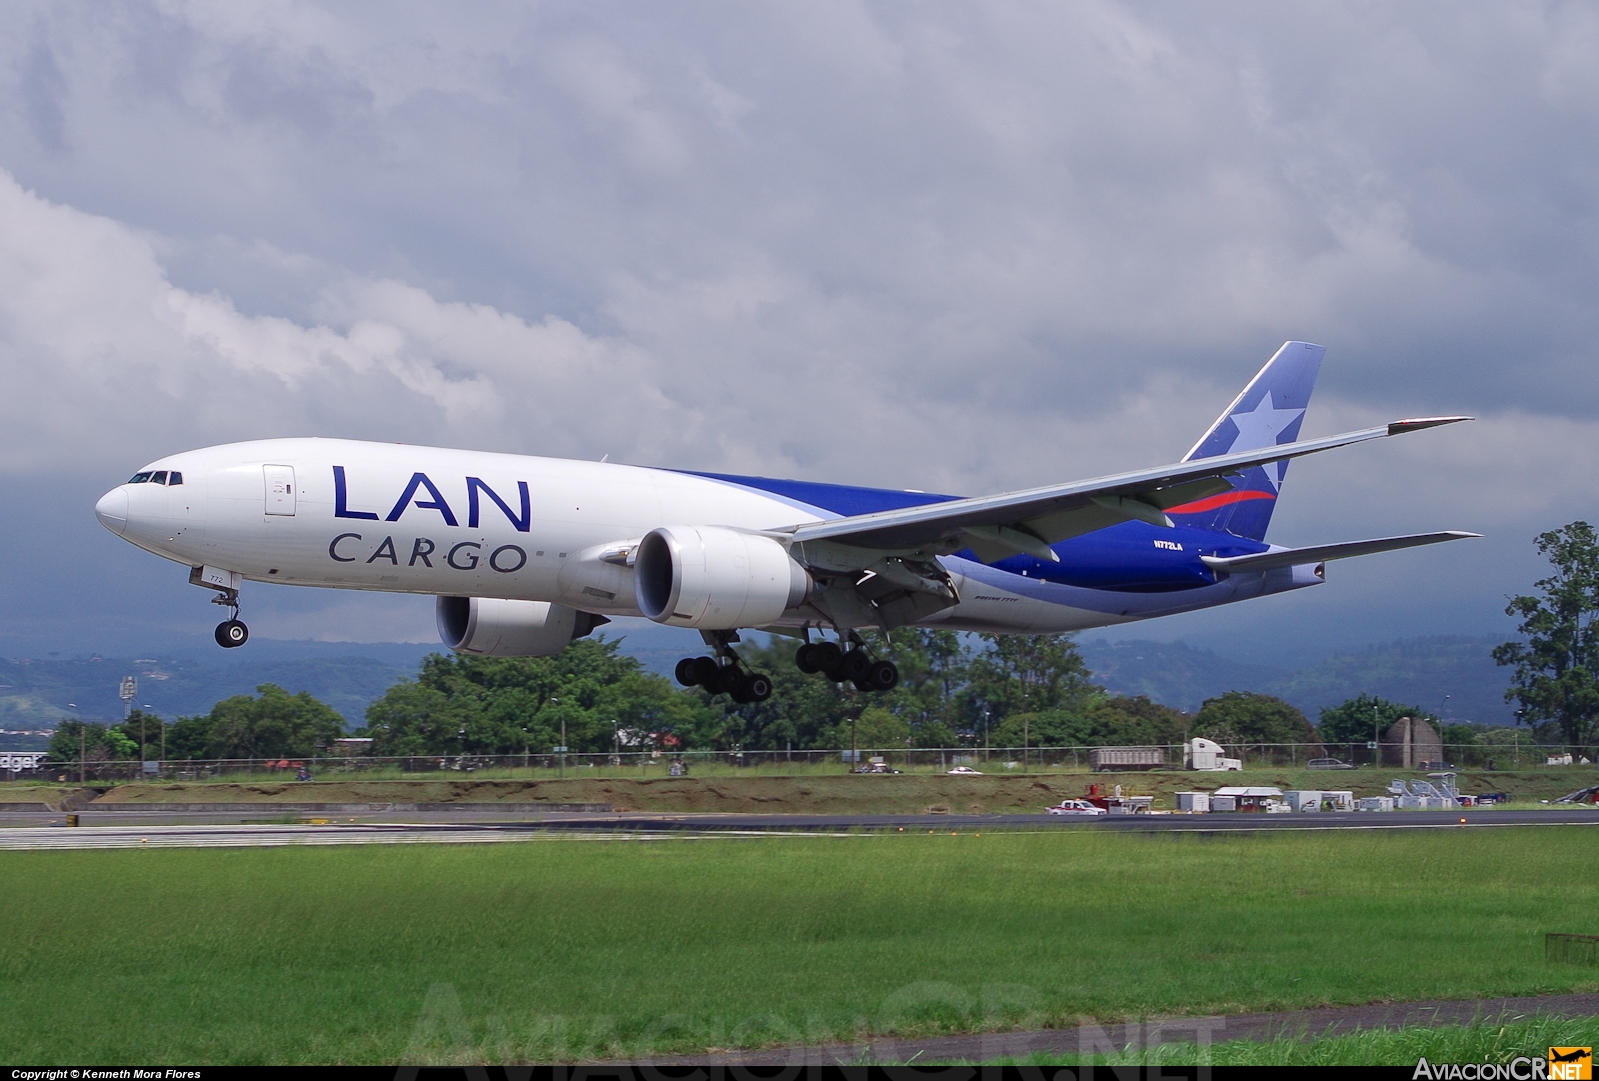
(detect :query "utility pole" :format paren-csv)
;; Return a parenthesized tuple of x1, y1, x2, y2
(1023, 715, 1030, 774)
(548, 697, 564, 779)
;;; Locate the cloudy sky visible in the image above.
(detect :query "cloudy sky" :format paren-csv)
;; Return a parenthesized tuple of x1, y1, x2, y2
(1, 1, 1594, 662)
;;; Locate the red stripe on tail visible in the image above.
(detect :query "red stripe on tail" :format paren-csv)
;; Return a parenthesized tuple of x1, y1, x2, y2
(1167, 489, 1276, 515)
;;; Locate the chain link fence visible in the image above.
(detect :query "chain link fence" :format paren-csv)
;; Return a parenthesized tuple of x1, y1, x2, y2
(9, 738, 1587, 782)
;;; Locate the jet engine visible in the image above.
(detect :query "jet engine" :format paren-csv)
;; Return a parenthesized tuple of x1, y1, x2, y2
(634, 525, 811, 629)
(436, 596, 608, 657)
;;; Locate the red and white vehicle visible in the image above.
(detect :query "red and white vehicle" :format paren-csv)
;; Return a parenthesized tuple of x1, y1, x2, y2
(1046, 799, 1108, 816)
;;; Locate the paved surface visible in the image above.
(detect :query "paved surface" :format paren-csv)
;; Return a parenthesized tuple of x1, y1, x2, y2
(1, 806, 1597, 847)
(636, 992, 1599, 1065)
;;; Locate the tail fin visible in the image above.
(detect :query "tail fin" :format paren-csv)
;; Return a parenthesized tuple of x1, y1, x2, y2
(1169, 341, 1325, 541)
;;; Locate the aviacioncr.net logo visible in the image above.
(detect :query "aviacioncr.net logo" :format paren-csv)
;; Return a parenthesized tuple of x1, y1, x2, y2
(1413, 1050, 1590, 1080)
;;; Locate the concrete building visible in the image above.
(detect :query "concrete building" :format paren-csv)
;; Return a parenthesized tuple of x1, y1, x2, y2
(1383, 716, 1443, 769)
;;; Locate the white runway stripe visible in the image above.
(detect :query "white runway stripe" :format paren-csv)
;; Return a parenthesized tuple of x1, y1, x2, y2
(0, 824, 864, 850)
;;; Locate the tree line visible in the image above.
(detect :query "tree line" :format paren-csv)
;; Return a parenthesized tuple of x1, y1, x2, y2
(44, 633, 1435, 762)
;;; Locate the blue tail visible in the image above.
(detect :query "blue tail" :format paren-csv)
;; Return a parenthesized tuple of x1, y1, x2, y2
(1168, 341, 1325, 542)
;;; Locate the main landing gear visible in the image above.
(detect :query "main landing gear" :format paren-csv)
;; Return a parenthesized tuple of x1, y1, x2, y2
(795, 632, 899, 693)
(212, 589, 249, 649)
(675, 653, 774, 704)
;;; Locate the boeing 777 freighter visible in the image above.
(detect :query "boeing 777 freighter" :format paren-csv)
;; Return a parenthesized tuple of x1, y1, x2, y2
(94, 342, 1475, 703)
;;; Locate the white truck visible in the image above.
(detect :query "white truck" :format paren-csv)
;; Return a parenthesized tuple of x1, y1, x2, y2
(1184, 737, 1242, 771)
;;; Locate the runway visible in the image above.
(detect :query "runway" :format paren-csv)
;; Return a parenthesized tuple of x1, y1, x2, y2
(1, 805, 1596, 849)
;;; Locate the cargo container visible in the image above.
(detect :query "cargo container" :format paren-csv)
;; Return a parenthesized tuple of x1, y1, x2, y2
(1089, 746, 1165, 772)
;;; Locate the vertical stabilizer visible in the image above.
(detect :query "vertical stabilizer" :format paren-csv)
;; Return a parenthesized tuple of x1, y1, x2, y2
(1169, 341, 1325, 541)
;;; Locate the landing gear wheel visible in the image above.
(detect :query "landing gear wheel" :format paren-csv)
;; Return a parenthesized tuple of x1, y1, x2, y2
(810, 641, 843, 677)
(867, 660, 899, 692)
(744, 673, 774, 702)
(674, 658, 700, 687)
(795, 644, 818, 674)
(716, 665, 748, 697)
(215, 619, 249, 648)
(689, 656, 720, 689)
(837, 648, 871, 683)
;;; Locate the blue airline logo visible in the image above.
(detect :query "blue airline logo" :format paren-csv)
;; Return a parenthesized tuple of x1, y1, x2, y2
(332, 466, 531, 531)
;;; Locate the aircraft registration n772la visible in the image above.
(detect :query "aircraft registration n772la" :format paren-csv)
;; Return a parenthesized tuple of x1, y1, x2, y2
(94, 342, 1476, 702)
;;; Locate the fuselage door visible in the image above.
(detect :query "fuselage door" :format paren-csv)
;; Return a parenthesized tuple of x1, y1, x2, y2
(264, 465, 297, 516)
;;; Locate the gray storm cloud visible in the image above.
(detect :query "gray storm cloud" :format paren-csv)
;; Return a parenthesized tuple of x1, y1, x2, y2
(0, 1, 1592, 650)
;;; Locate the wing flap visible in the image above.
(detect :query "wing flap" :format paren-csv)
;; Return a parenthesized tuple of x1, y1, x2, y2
(1201, 531, 1481, 575)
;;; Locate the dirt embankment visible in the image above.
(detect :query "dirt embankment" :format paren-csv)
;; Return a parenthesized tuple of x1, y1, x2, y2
(87, 775, 1085, 814)
(13, 767, 1587, 814)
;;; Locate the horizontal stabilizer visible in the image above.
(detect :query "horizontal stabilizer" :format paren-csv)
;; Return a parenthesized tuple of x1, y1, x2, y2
(1201, 531, 1481, 575)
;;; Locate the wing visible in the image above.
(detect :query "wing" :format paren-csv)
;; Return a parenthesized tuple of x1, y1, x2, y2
(1201, 531, 1482, 575)
(778, 417, 1471, 562)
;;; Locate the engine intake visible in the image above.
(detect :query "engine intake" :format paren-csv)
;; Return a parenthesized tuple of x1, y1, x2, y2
(436, 597, 607, 657)
(635, 526, 811, 629)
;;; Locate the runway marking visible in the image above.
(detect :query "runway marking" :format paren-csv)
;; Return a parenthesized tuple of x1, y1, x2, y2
(0, 824, 872, 850)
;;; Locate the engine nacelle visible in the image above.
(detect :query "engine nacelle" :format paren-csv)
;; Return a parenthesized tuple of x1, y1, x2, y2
(634, 526, 811, 629)
(436, 596, 608, 657)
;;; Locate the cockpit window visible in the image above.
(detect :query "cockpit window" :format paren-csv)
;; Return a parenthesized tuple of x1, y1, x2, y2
(128, 472, 152, 484)
(150, 471, 168, 485)
(167, 471, 183, 485)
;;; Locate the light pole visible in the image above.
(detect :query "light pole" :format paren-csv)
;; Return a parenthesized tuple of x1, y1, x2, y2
(1373, 702, 1381, 769)
(68, 703, 83, 783)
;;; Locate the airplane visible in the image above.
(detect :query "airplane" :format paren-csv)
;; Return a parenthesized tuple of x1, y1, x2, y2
(93, 341, 1476, 704)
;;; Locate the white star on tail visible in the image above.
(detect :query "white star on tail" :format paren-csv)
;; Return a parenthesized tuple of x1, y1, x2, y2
(1226, 394, 1304, 492)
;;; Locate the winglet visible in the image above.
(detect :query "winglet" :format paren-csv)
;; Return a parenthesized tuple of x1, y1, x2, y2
(1387, 416, 1473, 436)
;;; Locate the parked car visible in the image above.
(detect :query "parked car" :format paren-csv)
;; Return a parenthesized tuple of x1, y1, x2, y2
(1307, 757, 1357, 770)
(1046, 799, 1108, 816)
(947, 765, 984, 775)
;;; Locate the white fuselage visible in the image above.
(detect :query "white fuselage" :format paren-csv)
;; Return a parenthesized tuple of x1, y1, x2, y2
(95, 437, 1316, 635)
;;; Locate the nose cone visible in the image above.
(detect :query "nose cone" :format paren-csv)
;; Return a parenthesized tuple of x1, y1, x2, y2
(95, 487, 128, 536)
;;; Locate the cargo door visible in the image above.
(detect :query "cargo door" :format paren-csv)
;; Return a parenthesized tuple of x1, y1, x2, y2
(264, 465, 296, 516)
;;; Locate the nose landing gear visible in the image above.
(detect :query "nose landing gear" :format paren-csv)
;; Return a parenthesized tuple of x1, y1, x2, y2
(190, 566, 250, 649)
(209, 585, 248, 649)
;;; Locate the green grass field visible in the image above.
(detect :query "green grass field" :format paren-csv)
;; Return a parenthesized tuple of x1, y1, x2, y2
(3, 827, 1597, 1064)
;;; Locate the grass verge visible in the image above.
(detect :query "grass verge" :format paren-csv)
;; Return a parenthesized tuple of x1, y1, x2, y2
(974, 1015, 1599, 1067)
(2, 827, 1597, 1063)
(9, 766, 1595, 814)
